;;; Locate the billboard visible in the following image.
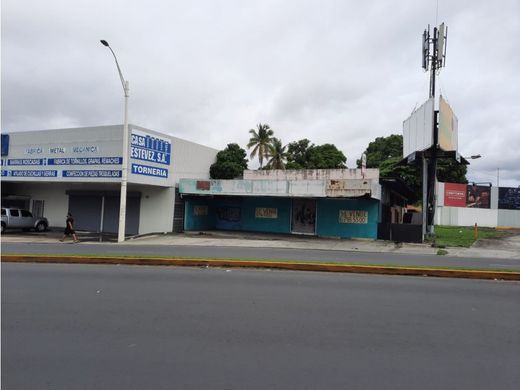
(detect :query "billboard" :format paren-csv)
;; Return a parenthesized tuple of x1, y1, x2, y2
(498, 187, 520, 210)
(466, 184, 490, 208)
(443, 183, 490, 209)
(438, 95, 458, 152)
(403, 98, 434, 157)
(444, 183, 466, 207)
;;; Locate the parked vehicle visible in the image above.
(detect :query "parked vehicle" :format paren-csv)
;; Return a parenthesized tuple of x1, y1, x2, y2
(1, 208, 49, 233)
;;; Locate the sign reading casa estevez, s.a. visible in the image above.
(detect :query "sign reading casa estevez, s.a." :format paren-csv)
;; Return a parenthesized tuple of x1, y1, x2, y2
(130, 129, 171, 179)
(130, 129, 171, 165)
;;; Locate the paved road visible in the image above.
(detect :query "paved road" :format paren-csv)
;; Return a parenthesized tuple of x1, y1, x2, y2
(3, 242, 520, 270)
(2, 263, 519, 390)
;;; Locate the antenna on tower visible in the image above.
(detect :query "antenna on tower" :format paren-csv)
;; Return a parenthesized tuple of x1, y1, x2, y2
(438, 23, 448, 67)
(422, 22, 448, 98)
(422, 26, 430, 71)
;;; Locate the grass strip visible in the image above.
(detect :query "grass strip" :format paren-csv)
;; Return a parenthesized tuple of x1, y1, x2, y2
(434, 225, 511, 248)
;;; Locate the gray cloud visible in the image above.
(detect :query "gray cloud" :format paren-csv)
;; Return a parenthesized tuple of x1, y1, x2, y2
(2, 0, 519, 186)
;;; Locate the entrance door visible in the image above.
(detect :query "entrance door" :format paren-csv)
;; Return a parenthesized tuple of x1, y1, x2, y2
(291, 199, 316, 234)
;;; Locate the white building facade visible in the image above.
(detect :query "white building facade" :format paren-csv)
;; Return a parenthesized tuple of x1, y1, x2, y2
(1, 125, 217, 235)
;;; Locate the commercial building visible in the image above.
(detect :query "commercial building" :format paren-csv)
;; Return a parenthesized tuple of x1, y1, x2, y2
(1, 125, 218, 235)
(180, 169, 384, 239)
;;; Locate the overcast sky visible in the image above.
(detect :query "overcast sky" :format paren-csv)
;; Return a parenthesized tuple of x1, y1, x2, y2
(2, 0, 519, 186)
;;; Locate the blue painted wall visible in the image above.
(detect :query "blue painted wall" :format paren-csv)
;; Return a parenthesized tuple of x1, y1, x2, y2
(239, 197, 291, 233)
(185, 196, 379, 239)
(184, 196, 291, 233)
(184, 198, 216, 230)
(316, 198, 379, 239)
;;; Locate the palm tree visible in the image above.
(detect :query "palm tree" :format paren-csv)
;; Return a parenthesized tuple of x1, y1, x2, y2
(265, 138, 287, 170)
(247, 123, 274, 168)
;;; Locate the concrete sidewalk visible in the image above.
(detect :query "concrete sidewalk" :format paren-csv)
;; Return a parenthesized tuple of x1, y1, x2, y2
(133, 231, 520, 260)
(3, 229, 520, 260)
(3, 230, 520, 280)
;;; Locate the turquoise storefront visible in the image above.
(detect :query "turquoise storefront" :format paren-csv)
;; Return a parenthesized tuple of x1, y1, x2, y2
(182, 185, 381, 240)
(179, 171, 382, 240)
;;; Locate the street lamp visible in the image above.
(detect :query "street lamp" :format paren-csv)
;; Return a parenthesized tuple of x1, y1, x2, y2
(100, 39, 129, 243)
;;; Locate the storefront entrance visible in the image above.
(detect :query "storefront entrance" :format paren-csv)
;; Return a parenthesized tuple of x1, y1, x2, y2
(291, 199, 316, 234)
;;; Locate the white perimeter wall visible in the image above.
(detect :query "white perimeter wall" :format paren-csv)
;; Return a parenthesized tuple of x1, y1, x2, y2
(436, 207, 498, 228)
(436, 182, 520, 227)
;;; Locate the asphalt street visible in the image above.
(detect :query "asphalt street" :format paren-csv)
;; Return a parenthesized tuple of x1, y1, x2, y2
(3, 241, 520, 271)
(2, 263, 520, 390)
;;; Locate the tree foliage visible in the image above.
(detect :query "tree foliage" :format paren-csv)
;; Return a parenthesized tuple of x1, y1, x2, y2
(286, 139, 312, 169)
(356, 134, 403, 168)
(307, 144, 347, 169)
(286, 139, 346, 169)
(209, 143, 248, 179)
(265, 138, 288, 170)
(247, 123, 274, 168)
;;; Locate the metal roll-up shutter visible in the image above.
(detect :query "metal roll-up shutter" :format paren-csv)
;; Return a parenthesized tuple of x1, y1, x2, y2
(102, 195, 140, 235)
(68, 195, 103, 232)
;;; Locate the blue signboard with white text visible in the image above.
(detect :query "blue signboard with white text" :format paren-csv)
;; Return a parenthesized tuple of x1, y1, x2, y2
(62, 170, 122, 178)
(131, 130, 171, 165)
(131, 163, 168, 178)
(48, 157, 122, 165)
(3, 170, 58, 177)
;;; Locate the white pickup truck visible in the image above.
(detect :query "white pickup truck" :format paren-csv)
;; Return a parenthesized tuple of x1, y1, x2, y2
(1, 208, 49, 233)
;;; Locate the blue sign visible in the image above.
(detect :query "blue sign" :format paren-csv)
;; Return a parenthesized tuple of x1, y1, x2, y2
(7, 170, 58, 177)
(48, 157, 122, 165)
(63, 170, 122, 178)
(130, 146, 170, 165)
(8, 159, 45, 166)
(131, 131, 171, 165)
(1, 134, 9, 156)
(131, 163, 168, 178)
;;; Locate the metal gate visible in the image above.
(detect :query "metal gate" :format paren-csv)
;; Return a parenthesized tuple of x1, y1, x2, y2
(68, 192, 140, 235)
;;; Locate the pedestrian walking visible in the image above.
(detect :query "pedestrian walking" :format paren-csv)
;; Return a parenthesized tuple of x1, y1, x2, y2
(60, 212, 79, 243)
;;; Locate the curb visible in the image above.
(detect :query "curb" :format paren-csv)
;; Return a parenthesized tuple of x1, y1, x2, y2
(2, 255, 520, 281)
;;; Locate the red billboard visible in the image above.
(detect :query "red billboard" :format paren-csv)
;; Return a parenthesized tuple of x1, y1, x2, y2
(444, 183, 467, 207)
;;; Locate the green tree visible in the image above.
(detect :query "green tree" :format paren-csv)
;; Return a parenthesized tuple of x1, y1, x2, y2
(247, 123, 274, 168)
(437, 159, 468, 184)
(307, 144, 347, 169)
(286, 139, 347, 169)
(265, 138, 288, 170)
(286, 139, 312, 169)
(356, 134, 403, 168)
(209, 143, 248, 179)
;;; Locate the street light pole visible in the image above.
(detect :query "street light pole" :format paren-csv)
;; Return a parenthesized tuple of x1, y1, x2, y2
(100, 40, 129, 243)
